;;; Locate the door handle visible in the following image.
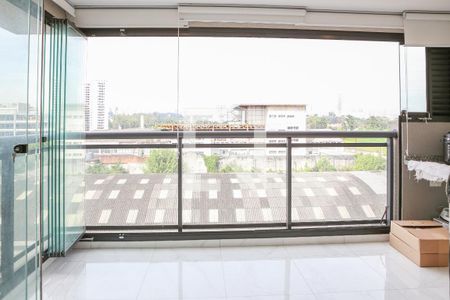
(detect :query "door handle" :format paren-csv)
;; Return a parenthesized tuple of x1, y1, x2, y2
(13, 144, 28, 154)
(12, 137, 47, 155)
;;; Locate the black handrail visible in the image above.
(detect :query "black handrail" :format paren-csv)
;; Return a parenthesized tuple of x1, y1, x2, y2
(85, 130, 397, 140)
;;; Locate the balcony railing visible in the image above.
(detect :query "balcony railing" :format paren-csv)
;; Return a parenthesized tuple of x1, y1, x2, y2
(83, 130, 397, 239)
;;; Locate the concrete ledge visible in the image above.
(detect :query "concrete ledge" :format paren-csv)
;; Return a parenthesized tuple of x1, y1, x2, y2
(74, 234, 388, 249)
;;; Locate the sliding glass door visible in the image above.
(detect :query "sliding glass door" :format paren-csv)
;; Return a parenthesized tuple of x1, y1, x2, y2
(0, 0, 43, 299)
(42, 19, 87, 256)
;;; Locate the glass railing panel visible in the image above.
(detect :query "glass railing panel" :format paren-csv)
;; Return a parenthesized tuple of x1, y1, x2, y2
(291, 145, 387, 223)
(84, 133, 393, 230)
(84, 147, 178, 227)
(182, 136, 287, 226)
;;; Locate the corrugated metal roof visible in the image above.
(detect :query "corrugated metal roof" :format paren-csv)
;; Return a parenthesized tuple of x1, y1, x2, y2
(83, 171, 386, 226)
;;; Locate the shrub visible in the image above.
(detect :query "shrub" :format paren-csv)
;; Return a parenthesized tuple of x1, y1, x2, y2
(312, 157, 336, 172)
(144, 150, 177, 173)
(203, 154, 220, 173)
(86, 162, 110, 174)
(353, 153, 386, 171)
(86, 162, 128, 174)
(220, 164, 244, 173)
(109, 163, 128, 174)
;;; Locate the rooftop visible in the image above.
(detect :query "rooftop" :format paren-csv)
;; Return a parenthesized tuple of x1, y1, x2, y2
(80, 171, 386, 227)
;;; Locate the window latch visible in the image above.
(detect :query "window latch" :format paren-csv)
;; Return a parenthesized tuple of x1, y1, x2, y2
(13, 144, 28, 154)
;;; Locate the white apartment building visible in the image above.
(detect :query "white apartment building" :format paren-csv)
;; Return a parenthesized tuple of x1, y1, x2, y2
(238, 104, 307, 156)
(0, 103, 37, 137)
(84, 80, 108, 131)
(238, 104, 307, 131)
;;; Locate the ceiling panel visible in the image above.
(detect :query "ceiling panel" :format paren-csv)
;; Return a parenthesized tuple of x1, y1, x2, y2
(68, 0, 450, 13)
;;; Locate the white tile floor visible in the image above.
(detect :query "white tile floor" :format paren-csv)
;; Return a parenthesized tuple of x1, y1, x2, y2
(43, 242, 449, 300)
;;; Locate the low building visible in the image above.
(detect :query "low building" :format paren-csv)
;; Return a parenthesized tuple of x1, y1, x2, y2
(237, 104, 307, 156)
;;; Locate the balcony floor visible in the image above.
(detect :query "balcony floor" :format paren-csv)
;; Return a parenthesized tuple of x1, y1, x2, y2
(43, 241, 448, 300)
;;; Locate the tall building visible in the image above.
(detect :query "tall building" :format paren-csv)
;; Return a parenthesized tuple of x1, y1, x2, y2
(84, 80, 108, 131)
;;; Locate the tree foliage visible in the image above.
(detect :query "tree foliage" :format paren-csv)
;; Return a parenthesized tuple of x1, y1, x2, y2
(86, 162, 128, 174)
(342, 115, 359, 131)
(306, 114, 395, 131)
(353, 154, 386, 171)
(361, 116, 390, 131)
(220, 164, 245, 173)
(109, 163, 128, 174)
(144, 150, 177, 174)
(306, 114, 328, 129)
(203, 154, 220, 173)
(109, 112, 183, 130)
(310, 157, 336, 172)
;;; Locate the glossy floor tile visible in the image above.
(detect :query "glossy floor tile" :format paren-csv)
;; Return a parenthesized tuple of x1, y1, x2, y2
(43, 242, 449, 300)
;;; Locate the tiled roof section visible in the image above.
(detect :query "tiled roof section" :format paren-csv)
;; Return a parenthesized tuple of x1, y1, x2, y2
(84, 172, 386, 226)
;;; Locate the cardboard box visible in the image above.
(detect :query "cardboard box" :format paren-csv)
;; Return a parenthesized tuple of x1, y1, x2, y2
(390, 220, 449, 267)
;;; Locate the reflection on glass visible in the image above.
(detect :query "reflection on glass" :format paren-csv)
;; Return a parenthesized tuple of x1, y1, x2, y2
(64, 24, 87, 250)
(84, 148, 178, 226)
(84, 35, 397, 230)
(183, 140, 287, 225)
(292, 146, 387, 222)
(84, 36, 179, 228)
(42, 20, 87, 255)
(0, 0, 42, 298)
(400, 46, 427, 112)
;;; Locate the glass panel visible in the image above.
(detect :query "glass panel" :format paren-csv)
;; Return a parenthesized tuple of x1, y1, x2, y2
(182, 139, 287, 225)
(41, 23, 51, 254)
(400, 46, 427, 112)
(64, 24, 86, 251)
(178, 36, 395, 228)
(179, 37, 400, 131)
(84, 147, 178, 227)
(42, 19, 87, 255)
(0, 0, 42, 298)
(83, 33, 399, 230)
(292, 146, 387, 222)
(25, 0, 42, 297)
(85, 37, 179, 227)
(45, 19, 63, 255)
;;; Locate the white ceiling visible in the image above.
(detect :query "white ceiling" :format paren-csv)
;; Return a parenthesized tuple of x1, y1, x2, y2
(69, 0, 450, 13)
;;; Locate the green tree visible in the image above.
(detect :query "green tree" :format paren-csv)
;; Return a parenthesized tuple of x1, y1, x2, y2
(353, 154, 386, 171)
(312, 157, 336, 172)
(203, 154, 220, 173)
(307, 114, 328, 129)
(342, 115, 360, 131)
(362, 116, 390, 131)
(144, 150, 177, 173)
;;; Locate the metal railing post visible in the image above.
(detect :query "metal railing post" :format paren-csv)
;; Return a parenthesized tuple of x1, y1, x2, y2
(286, 137, 292, 229)
(386, 137, 394, 225)
(0, 148, 14, 284)
(177, 136, 183, 232)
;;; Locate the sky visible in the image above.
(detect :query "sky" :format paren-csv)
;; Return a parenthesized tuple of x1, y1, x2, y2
(0, 27, 30, 104)
(88, 37, 402, 117)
